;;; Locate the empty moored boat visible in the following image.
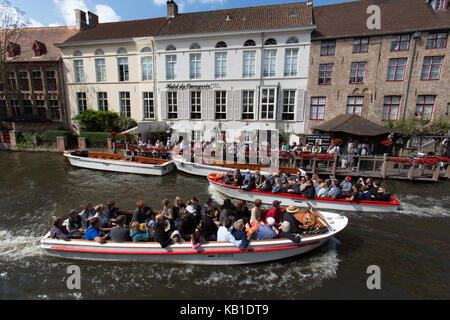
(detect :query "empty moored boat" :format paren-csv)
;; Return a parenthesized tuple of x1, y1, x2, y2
(208, 173, 400, 213)
(64, 151, 175, 176)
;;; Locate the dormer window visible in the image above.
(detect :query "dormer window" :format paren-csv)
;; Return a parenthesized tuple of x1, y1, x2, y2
(166, 44, 176, 51)
(7, 42, 20, 57)
(433, 0, 448, 11)
(215, 42, 227, 48)
(286, 37, 299, 44)
(244, 40, 256, 47)
(33, 41, 47, 57)
(190, 43, 201, 50)
(264, 38, 277, 46)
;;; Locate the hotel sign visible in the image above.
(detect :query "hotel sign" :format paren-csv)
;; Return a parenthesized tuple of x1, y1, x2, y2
(165, 83, 220, 90)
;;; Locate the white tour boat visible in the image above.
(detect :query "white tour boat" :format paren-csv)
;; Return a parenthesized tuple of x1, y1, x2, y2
(208, 173, 400, 213)
(64, 151, 175, 176)
(40, 209, 348, 265)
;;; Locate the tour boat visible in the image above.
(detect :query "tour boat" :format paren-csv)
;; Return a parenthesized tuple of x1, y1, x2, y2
(40, 209, 348, 266)
(208, 173, 400, 213)
(173, 156, 300, 177)
(64, 151, 175, 176)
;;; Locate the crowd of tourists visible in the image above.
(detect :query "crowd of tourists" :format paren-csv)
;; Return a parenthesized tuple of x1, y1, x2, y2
(49, 197, 325, 249)
(222, 169, 392, 202)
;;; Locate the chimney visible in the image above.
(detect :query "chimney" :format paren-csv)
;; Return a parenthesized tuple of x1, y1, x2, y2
(167, 0, 178, 19)
(75, 9, 88, 31)
(88, 11, 99, 28)
(306, 0, 313, 6)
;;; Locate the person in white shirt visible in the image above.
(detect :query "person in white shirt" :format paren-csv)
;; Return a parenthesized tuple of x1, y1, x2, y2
(217, 218, 243, 248)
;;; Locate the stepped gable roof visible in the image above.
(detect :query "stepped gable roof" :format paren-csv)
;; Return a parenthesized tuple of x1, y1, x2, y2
(312, 0, 450, 40)
(313, 114, 394, 136)
(61, 17, 168, 44)
(157, 2, 314, 36)
(5, 26, 77, 62)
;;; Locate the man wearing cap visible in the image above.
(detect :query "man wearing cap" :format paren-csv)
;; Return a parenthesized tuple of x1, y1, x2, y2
(340, 176, 353, 197)
(265, 201, 282, 227)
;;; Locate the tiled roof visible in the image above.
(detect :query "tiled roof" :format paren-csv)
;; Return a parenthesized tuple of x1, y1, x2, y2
(62, 17, 168, 44)
(5, 26, 77, 62)
(158, 2, 314, 36)
(312, 0, 450, 40)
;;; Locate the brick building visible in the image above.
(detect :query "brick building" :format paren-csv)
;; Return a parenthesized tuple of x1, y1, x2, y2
(0, 26, 77, 126)
(305, 0, 450, 136)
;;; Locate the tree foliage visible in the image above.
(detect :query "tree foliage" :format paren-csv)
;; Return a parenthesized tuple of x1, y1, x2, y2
(72, 110, 137, 133)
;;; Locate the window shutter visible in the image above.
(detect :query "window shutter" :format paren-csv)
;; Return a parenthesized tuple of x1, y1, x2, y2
(201, 90, 208, 120)
(160, 91, 167, 120)
(277, 88, 283, 121)
(182, 90, 190, 120)
(234, 90, 242, 121)
(226, 90, 233, 120)
(296, 89, 305, 122)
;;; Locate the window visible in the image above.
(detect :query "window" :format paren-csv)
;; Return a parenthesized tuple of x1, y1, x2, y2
(190, 53, 201, 79)
(168, 92, 178, 119)
(166, 44, 176, 51)
(215, 42, 227, 48)
(350, 62, 367, 84)
(23, 100, 32, 114)
(49, 100, 60, 121)
(141, 47, 152, 53)
(352, 38, 369, 53)
(319, 64, 333, 85)
(284, 49, 298, 76)
(320, 40, 336, 56)
(97, 92, 108, 111)
(264, 38, 277, 46)
(11, 99, 20, 116)
(36, 100, 46, 119)
(310, 97, 326, 120)
(8, 72, 17, 90)
(421, 56, 444, 80)
(119, 92, 131, 118)
(434, 0, 448, 10)
(387, 58, 407, 81)
(32, 71, 43, 91)
(286, 37, 299, 44)
(415, 96, 435, 121)
(282, 90, 296, 121)
(117, 47, 127, 54)
(215, 91, 227, 120)
(74, 60, 84, 83)
(0, 100, 6, 117)
(391, 34, 411, 51)
(242, 90, 255, 120)
(118, 57, 129, 81)
(244, 40, 256, 47)
(190, 43, 201, 50)
(166, 55, 177, 80)
(141, 56, 153, 81)
(263, 50, 276, 77)
(346, 96, 364, 116)
(95, 59, 106, 82)
(73, 50, 82, 57)
(243, 51, 256, 78)
(191, 91, 201, 119)
(19, 71, 29, 91)
(215, 52, 227, 78)
(77, 92, 87, 114)
(143, 92, 154, 119)
(46, 71, 57, 91)
(94, 49, 104, 55)
(382, 96, 401, 121)
(7, 42, 20, 57)
(426, 32, 448, 49)
(260, 88, 276, 120)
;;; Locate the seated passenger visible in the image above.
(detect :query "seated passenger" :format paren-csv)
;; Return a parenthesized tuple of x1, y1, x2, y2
(85, 217, 108, 243)
(104, 200, 119, 224)
(250, 199, 263, 225)
(258, 179, 272, 192)
(66, 210, 84, 233)
(170, 230, 185, 243)
(129, 222, 151, 242)
(271, 178, 282, 193)
(231, 219, 250, 249)
(302, 180, 316, 199)
(94, 205, 110, 229)
(153, 215, 173, 248)
(110, 215, 130, 242)
(346, 185, 362, 202)
(278, 221, 302, 244)
(200, 209, 218, 241)
(265, 200, 282, 227)
(241, 176, 256, 191)
(282, 205, 307, 234)
(317, 183, 329, 198)
(327, 180, 341, 199)
(253, 217, 278, 240)
(217, 218, 243, 248)
(177, 209, 196, 241)
(287, 178, 300, 195)
(80, 202, 96, 227)
(190, 230, 205, 250)
(132, 200, 152, 224)
(373, 187, 391, 202)
(340, 176, 353, 197)
(233, 169, 244, 187)
(50, 217, 75, 240)
(361, 186, 372, 201)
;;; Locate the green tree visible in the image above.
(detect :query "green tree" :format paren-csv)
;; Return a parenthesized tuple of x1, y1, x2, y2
(73, 110, 137, 133)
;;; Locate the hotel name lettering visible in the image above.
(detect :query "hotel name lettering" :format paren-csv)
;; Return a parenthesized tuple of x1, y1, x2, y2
(165, 83, 220, 90)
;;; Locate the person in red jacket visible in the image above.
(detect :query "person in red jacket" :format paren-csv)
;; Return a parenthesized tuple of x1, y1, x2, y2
(265, 200, 282, 227)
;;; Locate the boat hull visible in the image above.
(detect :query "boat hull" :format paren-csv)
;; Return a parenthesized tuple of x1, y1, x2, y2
(208, 176, 400, 213)
(65, 154, 175, 176)
(41, 211, 348, 265)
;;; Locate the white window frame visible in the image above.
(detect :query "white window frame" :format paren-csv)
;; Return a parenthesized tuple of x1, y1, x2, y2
(119, 91, 131, 117)
(95, 58, 106, 82)
(263, 50, 277, 77)
(191, 91, 201, 119)
(242, 90, 255, 120)
(166, 55, 177, 80)
(141, 56, 153, 81)
(190, 53, 201, 79)
(97, 92, 108, 111)
(284, 49, 298, 77)
(77, 92, 87, 114)
(74, 60, 84, 83)
(167, 92, 178, 119)
(215, 52, 227, 79)
(118, 57, 129, 82)
(243, 51, 256, 78)
(282, 90, 296, 121)
(260, 88, 277, 120)
(143, 92, 155, 119)
(215, 91, 227, 120)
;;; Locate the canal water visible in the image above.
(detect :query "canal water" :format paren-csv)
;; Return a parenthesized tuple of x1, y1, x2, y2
(0, 151, 448, 300)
